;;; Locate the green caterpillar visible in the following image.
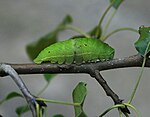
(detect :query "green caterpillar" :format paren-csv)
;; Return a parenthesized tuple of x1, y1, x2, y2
(34, 38, 115, 64)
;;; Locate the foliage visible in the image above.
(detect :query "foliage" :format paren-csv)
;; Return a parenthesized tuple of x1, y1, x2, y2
(135, 26, 150, 56)
(0, 0, 149, 117)
(15, 105, 29, 117)
(26, 15, 73, 60)
(72, 82, 87, 117)
(109, 0, 123, 9)
(0, 92, 23, 105)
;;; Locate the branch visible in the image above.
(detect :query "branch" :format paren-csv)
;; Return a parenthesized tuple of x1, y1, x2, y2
(0, 54, 147, 116)
(0, 64, 36, 117)
(0, 64, 47, 117)
(0, 54, 148, 77)
(94, 70, 130, 114)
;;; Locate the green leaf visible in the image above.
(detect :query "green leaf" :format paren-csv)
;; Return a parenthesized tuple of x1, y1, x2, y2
(72, 82, 87, 117)
(53, 114, 64, 117)
(88, 26, 102, 39)
(44, 74, 56, 83)
(0, 92, 23, 105)
(109, 0, 123, 9)
(26, 32, 58, 60)
(59, 15, 73, 26)
(26, 15, 73, 60)
(134, 26, 150, 56)
(26, 15, 73, 89)
(5, 92, 23, 100)
(15, 105, 30, 116)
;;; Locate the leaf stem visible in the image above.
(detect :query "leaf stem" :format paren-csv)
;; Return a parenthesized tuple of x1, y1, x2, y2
(36, 103, 40, 117)
(128, 56, 146, 103)
(124, 103, 142, 117)
(100, 9, 117, 41)
(36, 98, 80, 106)
(37, 82, 50, 96)
(128, 42, 150, 103)
(102, 28, 138, 41)
(99, 104, 125, 117)
(96, 3, 112, 37)
(96, 0, 115, 38)
(65, 25, 90, 38)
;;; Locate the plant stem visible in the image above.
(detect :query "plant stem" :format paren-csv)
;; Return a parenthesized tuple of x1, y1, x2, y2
(128, 55, 146, 104)
(96, 1, 114, 38)
(94, 70, 130, 114)
(37, 82, 50, 96)
(100, 9, 117, 40)
(128, 43, 150, 103)
(96, 0, 119, 37)
(102, 28, 138, 41)
(124, 103, 142, 117)
(36, 103, 40, 117)
(36, 98, 80, 106)
(65, 25, 90, 38)
(99, 104, 125, 117)
(119, 109, 123, 117)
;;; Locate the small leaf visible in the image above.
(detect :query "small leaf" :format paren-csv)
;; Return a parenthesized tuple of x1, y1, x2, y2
(53, 114, 64, 117)
(44, 74, 56, 83)
(26, 33, 58, 60)
(88, 26, 102, 39)
(59, 15, 73, 26)
(109, 0, 123, 9)
(72, 82, 87, 117)
(26, 15, 73, 60)
(15, 105, 30, 116)
(0, 92, 23, 105)
(134, 26, 150, 56)
(26, 15, 73, 88)
(5, 92, 23, 100)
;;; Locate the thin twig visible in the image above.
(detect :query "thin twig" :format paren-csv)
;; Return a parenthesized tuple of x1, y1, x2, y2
(0, 64, 36, 117)
(93, 70, 130, 114)
(65, 25, 90, 38)
(101, 9, 117, 40)
(102, 27, 138, 41)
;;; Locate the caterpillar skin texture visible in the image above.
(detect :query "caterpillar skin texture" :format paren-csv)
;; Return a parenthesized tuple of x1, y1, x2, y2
(34, 38, 115, 64)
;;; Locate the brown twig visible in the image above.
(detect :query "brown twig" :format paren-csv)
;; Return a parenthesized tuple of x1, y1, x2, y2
(0, 54, 147, 77)
(94, 70, 130, 114)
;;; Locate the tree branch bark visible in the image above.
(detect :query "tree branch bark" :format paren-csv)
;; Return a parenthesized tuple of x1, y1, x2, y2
(94, 70, 130, 114)
(0, 64, 37, 117)
(0, 54, 148, 77)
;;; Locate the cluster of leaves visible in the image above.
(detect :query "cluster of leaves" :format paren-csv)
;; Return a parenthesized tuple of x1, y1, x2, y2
(0, 82, 87, 117)
(1, 0, 150, 117)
